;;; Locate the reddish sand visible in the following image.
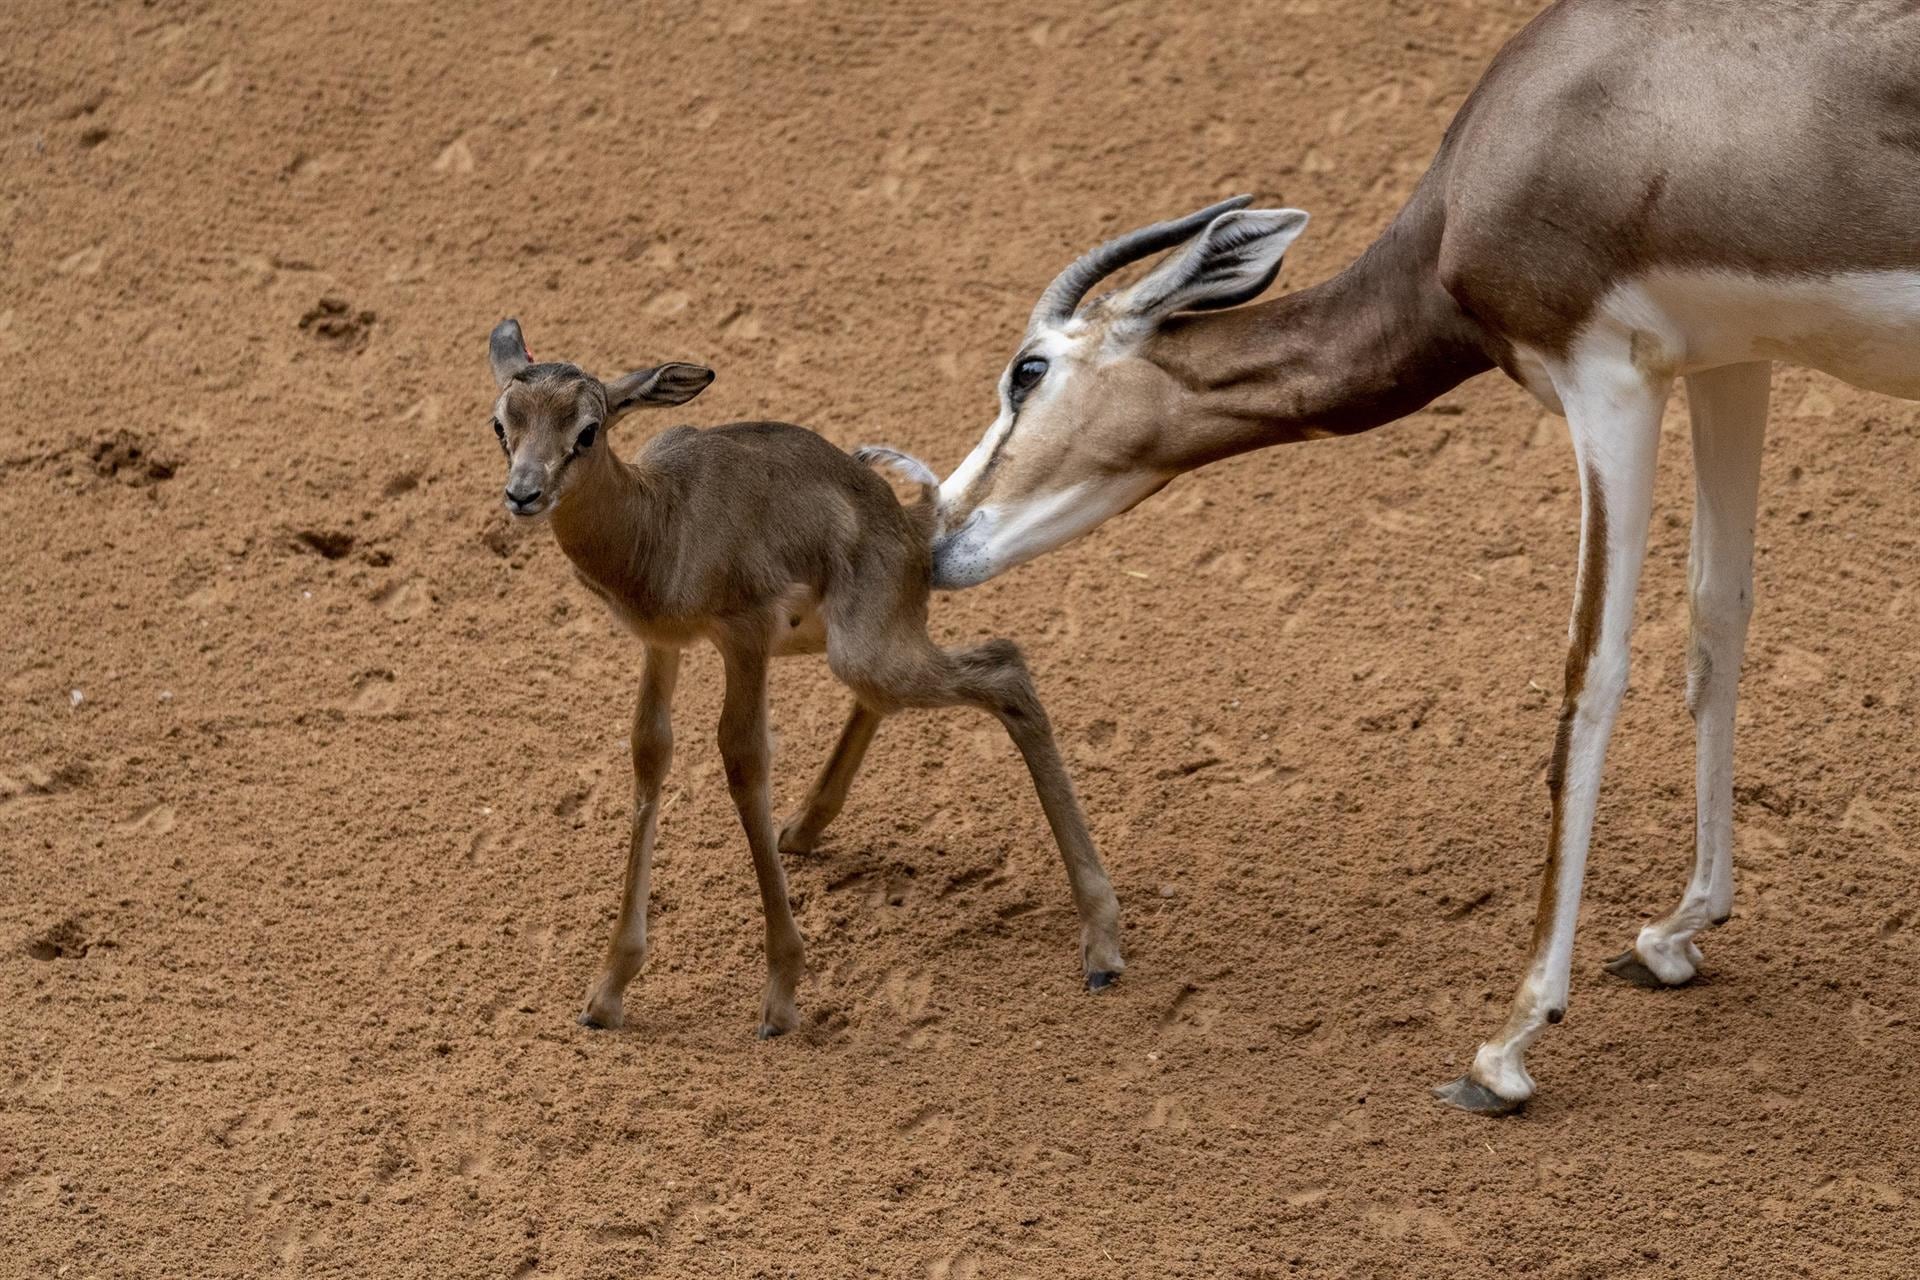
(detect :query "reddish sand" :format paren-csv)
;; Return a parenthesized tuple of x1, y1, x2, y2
(4, 1, 1918, 1275)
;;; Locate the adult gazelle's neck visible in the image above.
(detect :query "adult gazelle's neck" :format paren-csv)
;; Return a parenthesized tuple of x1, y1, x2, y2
(1143, 196, 1496, 472)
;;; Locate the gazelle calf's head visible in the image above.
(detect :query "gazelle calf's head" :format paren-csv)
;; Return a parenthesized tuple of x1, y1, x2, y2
(932, 197, 1309, 588)
(486, 318, 714, 519)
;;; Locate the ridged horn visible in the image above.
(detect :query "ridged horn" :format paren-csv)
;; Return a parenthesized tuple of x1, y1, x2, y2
(1029, 195, 1253, 328)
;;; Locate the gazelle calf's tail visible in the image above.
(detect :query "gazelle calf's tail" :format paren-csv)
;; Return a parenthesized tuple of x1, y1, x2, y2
(854, 445, 942, 542)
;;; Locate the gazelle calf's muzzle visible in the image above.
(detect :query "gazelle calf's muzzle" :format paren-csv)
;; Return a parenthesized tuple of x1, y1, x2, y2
(504, 460, 554, 519)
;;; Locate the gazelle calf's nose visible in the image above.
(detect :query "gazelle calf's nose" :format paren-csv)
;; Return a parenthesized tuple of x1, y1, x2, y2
(505, 485, 542, 508)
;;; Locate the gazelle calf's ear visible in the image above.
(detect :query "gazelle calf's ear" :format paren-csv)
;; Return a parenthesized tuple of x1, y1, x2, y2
(1119, 208, 1310, 323)
(605, 362, 716, 414)
(489, 318, 532, 387)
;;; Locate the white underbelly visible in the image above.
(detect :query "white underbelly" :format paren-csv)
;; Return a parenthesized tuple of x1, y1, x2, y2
(1592, 268, 1920, 399)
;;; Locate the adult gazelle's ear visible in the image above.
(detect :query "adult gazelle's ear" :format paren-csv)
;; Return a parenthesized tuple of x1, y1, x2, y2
(1117, 208, 1310, 324)
(605, 363, 715, 414)
(489, 318, 532, 387)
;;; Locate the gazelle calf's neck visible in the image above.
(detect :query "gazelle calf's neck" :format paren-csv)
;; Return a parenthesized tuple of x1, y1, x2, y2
(547, 445, 667, 602)
(1144, 200, 1495, 471)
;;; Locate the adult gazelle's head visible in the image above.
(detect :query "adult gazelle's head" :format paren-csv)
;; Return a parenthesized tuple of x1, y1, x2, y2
(931, 197, 1309, 589)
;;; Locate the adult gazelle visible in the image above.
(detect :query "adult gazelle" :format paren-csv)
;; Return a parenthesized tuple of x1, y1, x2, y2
(928, 0, 1920, 1112)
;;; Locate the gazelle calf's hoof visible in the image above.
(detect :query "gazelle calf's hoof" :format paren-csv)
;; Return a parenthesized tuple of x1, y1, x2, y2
(775, 817, 819, 856)
(756, 990, 800, 1040)
(578, 993, 625, 1030)
(1082, 923, 1124, 992)
(1431, 1074, 1527, 1116)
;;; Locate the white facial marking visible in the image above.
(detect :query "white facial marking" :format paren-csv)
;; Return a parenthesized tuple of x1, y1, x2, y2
(936, 405, 1011, 511)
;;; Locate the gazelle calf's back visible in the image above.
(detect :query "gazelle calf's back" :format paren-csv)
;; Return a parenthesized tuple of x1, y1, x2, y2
(485, 318, 1122, 1036)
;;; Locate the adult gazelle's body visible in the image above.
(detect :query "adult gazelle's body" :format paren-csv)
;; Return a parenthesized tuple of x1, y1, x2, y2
(926, 0, 1920, 1112)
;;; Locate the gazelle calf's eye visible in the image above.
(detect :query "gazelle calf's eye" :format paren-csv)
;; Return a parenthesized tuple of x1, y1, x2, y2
(492, 419, 505, 441)
(575, 422, 599, 453)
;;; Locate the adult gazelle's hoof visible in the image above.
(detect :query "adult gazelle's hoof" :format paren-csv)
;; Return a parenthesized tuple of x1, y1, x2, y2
(1086, 969, 1121, 991)
(1604, 933, 1704, 988)
(1431, 1074, 1527, 1116)
(1602, 949, 1669, 989)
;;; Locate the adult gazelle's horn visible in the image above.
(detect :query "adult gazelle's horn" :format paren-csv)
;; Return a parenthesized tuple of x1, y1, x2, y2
(1029, 195, 1253, 328)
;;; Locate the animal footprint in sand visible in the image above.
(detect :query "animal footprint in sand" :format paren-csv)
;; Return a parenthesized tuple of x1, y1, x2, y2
(345, 671, 400, 717)
(57, 245, 105, 276)
(879, 966, 949, 1049)
(926, 1252, 983, 1280)
(1365, 1202, 1463, 1248)
(432, 137, 475, 175)
(1159, 983, 1222, 1037)
(897, 1104, 955, 1143)
(1142, 1095, 1192, 1134)
(116, 802, 176, 835)
(372, 578, 432, 620)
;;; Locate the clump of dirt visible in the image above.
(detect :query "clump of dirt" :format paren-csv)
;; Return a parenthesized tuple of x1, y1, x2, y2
(294, 528, 356, 559)
(87, 430, 178, 485)
(298, 296, 376, 351)
(0, 761, 90, 803)
(26, 917, 94, 962)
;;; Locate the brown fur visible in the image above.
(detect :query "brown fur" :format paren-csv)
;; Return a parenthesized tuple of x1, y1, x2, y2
(486, 321, 1124, 1036)
(1533, 473, 1608, 958)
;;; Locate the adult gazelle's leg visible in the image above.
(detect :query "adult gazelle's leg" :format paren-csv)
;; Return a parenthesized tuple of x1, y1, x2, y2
(580, 644, 681, 1029)
(1435, 356, 1669, 1113)
(778, 702, 885, 854)
(1608, 361, 1769, 987)
(717, 628, 807, 1038)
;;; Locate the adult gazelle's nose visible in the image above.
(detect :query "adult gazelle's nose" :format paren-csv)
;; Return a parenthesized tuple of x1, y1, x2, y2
(504, 484, 543, 513)
(929, 509, 995, 590)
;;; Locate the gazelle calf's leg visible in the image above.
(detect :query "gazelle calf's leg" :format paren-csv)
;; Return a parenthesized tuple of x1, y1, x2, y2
(580, 644, 681, 1029)
(961, 642, 1125, 985)
(831, 629, 1124, 986)
(717, 633, 807, 1038)
(778, 701, 885, 854)
(1435, 357, 1667, 1113)
(1609, 362, 1769, 988)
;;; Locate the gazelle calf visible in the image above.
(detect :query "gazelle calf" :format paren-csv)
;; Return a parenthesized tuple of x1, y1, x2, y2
(483, 318, 1123, 1037)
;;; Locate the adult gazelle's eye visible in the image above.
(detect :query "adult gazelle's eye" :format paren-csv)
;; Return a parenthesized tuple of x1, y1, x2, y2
(1008, 355, 1048, 409)
(492, 419, 505, 440)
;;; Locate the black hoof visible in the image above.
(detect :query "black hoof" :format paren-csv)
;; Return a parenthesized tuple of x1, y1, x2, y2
(755, 1022, 788, 1040)
(1431, 1074, 1526, 1116)
(1603, 949, 1674, 989)
(577, 1012, 612, 1030)
(1086, 970, 1121, 991)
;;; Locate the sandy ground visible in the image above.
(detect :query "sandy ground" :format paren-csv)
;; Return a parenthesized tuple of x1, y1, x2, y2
(5, 0, 1919, 1275)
